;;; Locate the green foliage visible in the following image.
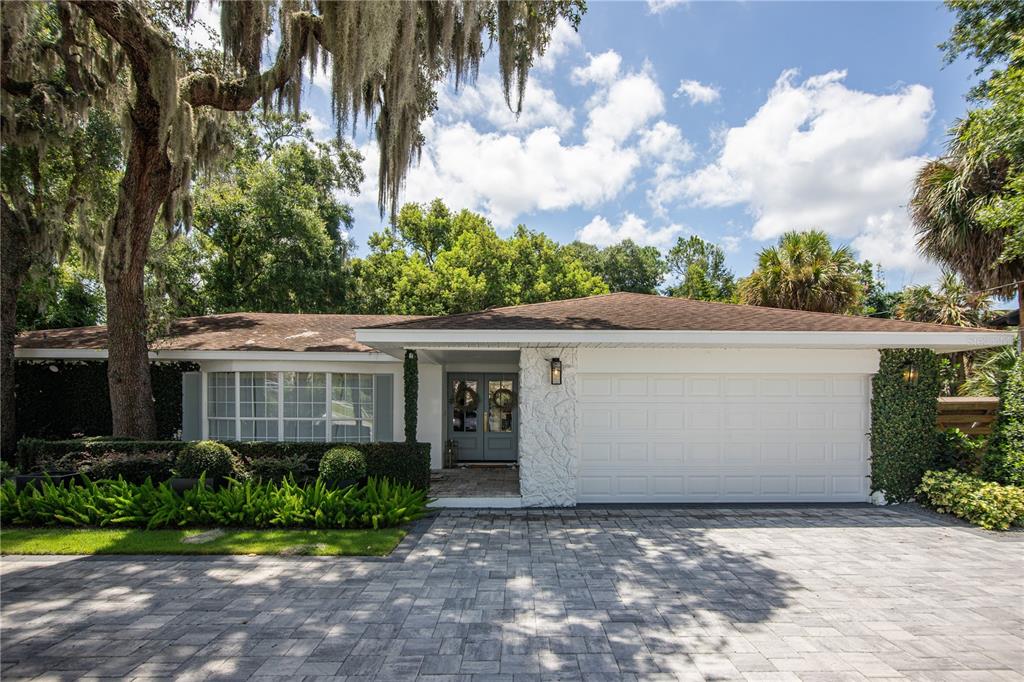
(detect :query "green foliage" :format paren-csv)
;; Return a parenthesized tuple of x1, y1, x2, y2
(983, 354, 1024, 486)
(17, 258, 105, 331)
(960, 345, 1020, 396)
(856, 261, 901, 318)
(567, 239, 667, 294)
(917, 469, 1024, 530)
(83, 452, 176, 484)
(665, 236, 735, 301)
(739, 230, 862, 314)
(942, 1, 1024, 79)
(0, 475, 430, 531)
(195, 113, 364, 314)
(934, 428, 986, 474)
(14, 361, 196, 443)
(249, 455, 314, 484)
(174, 441, 237, 479)
(870, 349, 942, 502)
(354, 200, 607, 315)
(404, 349, 418, 443)
(319, 446, 368, 486)
(20, 439, 432, 490)
(896, 272, 989, 326)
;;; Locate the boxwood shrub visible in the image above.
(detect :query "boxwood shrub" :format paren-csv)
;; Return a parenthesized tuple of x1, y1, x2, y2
(319, 446, 367, 486)
(17, 438, 431, 489)
(870, 349, 941, 502)
(175, 441, 238, 479)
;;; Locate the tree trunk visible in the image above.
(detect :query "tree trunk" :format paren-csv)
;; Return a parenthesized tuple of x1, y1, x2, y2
(0, 200, 32, 461)
(102, 113, 174, 439)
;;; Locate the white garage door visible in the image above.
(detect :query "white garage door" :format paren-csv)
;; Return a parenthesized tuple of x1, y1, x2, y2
(577, 373, 871, 503)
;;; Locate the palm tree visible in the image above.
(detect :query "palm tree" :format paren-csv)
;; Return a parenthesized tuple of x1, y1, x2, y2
(896, 272, 990, 327)
(739, 230, 862, 314)
(896, 272, 991, 389)
(910, 133, 1023, 348)
(959, 344, 1021, 397)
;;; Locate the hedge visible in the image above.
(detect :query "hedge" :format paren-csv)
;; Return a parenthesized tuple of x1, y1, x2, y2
(15, 360, 197, 440)
(869, 348, 941, 503)
(17, 438, 431, 489)
(917, 469, 1024, 530)
(982, 354, 1024, 486)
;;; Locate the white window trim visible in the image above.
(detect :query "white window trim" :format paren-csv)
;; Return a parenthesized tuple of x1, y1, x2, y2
(204, 370, 375, 443)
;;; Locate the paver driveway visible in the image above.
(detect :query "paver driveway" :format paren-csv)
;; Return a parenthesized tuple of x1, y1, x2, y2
(2, 506, 1022, 681)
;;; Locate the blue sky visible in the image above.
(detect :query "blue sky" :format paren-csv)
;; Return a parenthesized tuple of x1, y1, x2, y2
(291, 2, 980, 290)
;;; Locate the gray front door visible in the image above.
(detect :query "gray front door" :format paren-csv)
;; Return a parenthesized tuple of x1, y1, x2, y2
(447, 373, 518, 462)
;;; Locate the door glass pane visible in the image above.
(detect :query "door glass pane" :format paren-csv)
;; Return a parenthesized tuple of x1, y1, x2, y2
(488, 378, 514, 433)
(451, 378, 478, 433)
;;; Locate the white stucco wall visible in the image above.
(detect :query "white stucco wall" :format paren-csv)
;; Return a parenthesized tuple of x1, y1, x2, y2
(518, 347, 578, 507)
(415, 362, 444, 468)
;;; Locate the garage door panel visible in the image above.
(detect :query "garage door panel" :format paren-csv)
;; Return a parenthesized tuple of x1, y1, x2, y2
(577, 372, 870, 503)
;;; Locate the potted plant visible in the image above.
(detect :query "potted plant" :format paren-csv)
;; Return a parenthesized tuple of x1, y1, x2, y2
(318, 446, 367, 489)
(170, 440, 237, 493)
(13, 470, 81, 491)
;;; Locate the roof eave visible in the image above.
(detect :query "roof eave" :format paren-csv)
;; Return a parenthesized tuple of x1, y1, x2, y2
(354, 328, 1016, 353)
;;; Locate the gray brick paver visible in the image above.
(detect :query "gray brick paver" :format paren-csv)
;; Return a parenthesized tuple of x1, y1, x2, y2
(3, 506, 1021, 682)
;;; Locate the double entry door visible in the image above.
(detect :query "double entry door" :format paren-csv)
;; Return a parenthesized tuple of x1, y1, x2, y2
(447, 373, 518, 462)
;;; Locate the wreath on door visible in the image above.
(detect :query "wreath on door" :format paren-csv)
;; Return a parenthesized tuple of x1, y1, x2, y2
(453, 381, 479, 411)
(491, 387, 516, 408)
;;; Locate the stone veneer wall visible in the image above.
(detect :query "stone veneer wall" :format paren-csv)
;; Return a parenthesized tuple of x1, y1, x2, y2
(518, 347, 578, 507)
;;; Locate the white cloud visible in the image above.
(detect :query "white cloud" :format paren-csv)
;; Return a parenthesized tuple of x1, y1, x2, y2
(304, 110, 331, 140)
(355, 120, 641, 226)
(353, 50, 673, 229)
(674, 79, 721, 105)
(437, 76, 574, 134)
(577, 213, 683, 249)
(668, 69, 934, 272)
(721, 235, 741, 253)
(647, 0, 687, 14)
(584, 66, 665, 143)
(638, 121, 694, 164)
(537, 19, 582, 71)
(572, 51, 622, 86)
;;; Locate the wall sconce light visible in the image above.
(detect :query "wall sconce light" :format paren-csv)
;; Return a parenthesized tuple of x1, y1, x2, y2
(550, 358, 562, 385)
(901, 362, 919, 386)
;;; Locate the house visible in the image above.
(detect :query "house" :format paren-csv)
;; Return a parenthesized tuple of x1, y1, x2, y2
(15, 293, 1015, 506)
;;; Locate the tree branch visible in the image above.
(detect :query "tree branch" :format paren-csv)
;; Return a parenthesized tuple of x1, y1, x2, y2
(182, 11, 323, 111)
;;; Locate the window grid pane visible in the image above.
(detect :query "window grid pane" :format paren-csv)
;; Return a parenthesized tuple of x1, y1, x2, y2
(331, 373, 374, 443)
(205, 371, 377, 443)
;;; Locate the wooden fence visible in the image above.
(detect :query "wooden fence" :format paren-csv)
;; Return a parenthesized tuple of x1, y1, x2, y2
(936, 396, 1000, 435)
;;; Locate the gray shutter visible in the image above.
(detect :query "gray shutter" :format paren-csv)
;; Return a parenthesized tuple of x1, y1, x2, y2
(374, 374, 394, 442)
(181, 372, 203, 441)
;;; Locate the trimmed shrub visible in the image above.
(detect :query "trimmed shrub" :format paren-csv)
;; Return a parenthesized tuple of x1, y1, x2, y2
(982, 354, 1024, 486)
(18, 438, 431, 489)
(14, 360, 196, 441)
(0, 476, 430, 530)
(404, 349, 418, 443)
(18, 437, 189, 473)
(870, 349, 941, 502)
(933, 428, 985, 474)
(319, 446, 367, 486)
(917, 469, 1024, 530)
(88, 452, 175, 484)
(175, 441, 237, 479)
(249, 455, 313, 484)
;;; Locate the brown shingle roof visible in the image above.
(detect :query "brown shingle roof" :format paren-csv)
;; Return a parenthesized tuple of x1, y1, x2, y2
(365, 292, 1001, 334)
(16, 313, 425, 353)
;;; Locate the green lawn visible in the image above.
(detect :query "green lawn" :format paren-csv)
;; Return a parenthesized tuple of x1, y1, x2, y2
(0, 527, 406, 556)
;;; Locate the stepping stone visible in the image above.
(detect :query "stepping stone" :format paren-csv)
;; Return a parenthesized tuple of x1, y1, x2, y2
(182, 529, 225, 544)
(280, 543, 328, 556)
